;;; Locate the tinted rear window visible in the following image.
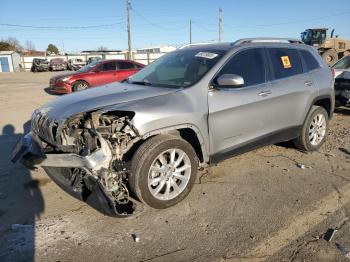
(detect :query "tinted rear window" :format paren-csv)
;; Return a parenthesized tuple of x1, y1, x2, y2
(268, 48, 302, 79)
(300, 50, 320, 71)
(117, 62, 136, 69)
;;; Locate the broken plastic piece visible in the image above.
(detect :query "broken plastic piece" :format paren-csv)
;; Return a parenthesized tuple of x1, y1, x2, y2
(324, 228, 337, 242)
(297, 163, 306, 169)
(132, 234, 140, 242)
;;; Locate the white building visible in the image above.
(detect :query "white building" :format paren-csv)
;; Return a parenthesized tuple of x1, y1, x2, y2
(0, 51, 21, 72)
(136, 45, 176, 54)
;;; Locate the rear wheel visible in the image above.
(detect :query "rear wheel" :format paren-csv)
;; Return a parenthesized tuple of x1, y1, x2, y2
(293, 106, 329, 152)
(129, 135, 198, 209)
(321, 49, 338, 65)
(72, 80, 89, 92)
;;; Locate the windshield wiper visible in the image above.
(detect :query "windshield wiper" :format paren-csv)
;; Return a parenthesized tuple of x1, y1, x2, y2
(128, 80, 152, 86)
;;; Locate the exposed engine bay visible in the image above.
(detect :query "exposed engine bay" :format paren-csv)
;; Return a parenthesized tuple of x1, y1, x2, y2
(29, 110, 143, 217)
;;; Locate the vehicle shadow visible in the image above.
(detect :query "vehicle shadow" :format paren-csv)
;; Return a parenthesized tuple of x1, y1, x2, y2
(0, 122, 44, 262)
(44, 87, 62, 96)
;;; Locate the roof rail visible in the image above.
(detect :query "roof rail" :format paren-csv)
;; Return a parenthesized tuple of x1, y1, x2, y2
(233, 38, 304, 45)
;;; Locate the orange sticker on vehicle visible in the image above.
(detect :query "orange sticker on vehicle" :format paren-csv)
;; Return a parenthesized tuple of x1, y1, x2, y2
(281, 56, 292, 68)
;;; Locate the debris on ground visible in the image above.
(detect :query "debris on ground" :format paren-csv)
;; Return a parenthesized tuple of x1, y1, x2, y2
(324, 228, 337, 242)
(132, 234, 140, 242)
(297, 163, 306, 169)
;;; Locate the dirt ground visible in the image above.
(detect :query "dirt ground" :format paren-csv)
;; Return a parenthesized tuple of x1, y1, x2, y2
(1, 72, 350, 262)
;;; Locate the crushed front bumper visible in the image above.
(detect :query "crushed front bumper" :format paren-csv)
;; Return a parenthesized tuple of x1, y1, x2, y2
(11, 132, 138, 217)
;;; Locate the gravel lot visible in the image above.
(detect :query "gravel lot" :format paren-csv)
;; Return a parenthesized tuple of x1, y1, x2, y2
(1, 72, 350, 262)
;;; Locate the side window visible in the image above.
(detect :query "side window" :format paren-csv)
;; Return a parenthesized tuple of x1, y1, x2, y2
(268, 48, 302, 79)
(217, 48, 266, 87)
(117, 62, 135, 70)
(102, 62, 117, 71)
(300, 50, 320, 71)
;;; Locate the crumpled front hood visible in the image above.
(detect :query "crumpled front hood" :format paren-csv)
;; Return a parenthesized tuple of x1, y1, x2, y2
(40, 82, 178, 120)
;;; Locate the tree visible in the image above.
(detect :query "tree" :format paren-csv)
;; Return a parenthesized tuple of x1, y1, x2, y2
(25, 40, 35, 51)
(46, 44, 59, 55)
(0, 42, 12, 51)
(0, 37, 22, 51)
(97, 46, 108, 51)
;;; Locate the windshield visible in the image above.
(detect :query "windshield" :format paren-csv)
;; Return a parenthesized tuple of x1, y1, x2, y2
(77, 60, 100, 73)
(128, 48, 226, 88)
(332, 56, 350, 69)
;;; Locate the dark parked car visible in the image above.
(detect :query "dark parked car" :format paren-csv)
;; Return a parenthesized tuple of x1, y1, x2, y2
(332, 55, 350, 106)
(49, 59, 144, 93)
(31, 58, 49, 72)
(49, 58, 67, 71)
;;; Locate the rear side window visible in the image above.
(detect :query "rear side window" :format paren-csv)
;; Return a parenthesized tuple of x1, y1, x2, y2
(300, 50, 320, 71)
(268, 48, 302, 79)
(117, 61, 136, 70)
(217, 48, 266, 87)
(102, 62, 117, 71)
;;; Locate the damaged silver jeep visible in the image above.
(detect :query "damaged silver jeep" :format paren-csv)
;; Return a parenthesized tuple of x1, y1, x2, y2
(12, 39, 334, 217)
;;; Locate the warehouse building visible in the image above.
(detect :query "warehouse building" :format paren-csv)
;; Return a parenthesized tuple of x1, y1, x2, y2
(0, 51, 21, 72)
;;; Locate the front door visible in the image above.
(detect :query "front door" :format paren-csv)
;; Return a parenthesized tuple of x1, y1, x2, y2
(208, 48, 274, 160)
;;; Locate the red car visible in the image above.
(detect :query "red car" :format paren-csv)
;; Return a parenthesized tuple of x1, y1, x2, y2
(49, 59, 144, 93)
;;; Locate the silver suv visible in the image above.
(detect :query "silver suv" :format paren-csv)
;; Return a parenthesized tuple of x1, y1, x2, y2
(12, 38, 334, 217)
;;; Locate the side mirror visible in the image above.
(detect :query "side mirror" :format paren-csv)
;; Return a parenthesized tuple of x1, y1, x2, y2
(216, 74, 244, 87)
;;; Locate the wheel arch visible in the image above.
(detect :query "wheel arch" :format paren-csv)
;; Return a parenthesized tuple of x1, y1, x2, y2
(129, 124, 209, 165)
(311, 95, 334, 119)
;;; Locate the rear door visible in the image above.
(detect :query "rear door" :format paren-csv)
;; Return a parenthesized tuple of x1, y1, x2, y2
(116, 61, 140, 81)
(266, 48, 316, 130)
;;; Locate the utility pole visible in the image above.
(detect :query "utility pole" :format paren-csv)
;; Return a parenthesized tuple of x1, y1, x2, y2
(189, 19, 192, 44)
(126, 0, 132, 59)
(218, 8, 223, 42)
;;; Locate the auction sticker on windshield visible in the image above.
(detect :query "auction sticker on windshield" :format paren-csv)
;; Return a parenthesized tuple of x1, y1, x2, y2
(195, 52, 218, 59)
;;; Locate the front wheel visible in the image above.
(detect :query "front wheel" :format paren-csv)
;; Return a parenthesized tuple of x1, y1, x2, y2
(129, 135, 198, 209)
(293, 106, 329, 152)
(72, 80, 89, 92)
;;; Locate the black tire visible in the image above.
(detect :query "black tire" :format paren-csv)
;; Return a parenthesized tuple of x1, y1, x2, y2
(129, 135, 198, 209)
(321, 49, 338, 65)
(72, 80, 89, 92)
(293, 106, 329, 152)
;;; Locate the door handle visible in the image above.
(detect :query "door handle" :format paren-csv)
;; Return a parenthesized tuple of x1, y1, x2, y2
(304, 81, 313, 87)
(258, 90, 272, 97)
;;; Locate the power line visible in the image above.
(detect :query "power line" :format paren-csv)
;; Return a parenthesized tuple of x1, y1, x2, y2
(131, 6, 187, 31)
(193, 10, 350, 30)
(0, 21, 125, 29)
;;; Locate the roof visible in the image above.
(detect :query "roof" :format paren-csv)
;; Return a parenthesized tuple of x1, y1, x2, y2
(0, 51, 16, 55)
(177, 38, 305, 52)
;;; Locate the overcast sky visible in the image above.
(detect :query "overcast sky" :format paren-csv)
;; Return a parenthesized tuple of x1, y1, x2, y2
(1, 0, 349, 52)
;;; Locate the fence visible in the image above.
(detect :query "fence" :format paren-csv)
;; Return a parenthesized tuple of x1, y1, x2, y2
(21, 52, 167, 71)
